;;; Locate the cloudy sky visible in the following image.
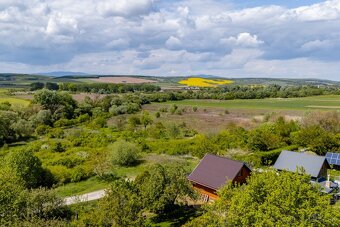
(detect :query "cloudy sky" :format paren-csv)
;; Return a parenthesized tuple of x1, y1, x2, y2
(1, 0, 340, 80)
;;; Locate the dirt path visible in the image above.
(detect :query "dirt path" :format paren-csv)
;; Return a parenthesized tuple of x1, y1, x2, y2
(64, 189, 107, 205)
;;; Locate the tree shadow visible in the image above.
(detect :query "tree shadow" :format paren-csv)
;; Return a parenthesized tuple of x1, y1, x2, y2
(151, 205, 202, 227)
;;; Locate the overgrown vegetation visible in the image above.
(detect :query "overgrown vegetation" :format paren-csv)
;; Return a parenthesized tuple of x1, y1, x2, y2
(1, 86, 340, 225)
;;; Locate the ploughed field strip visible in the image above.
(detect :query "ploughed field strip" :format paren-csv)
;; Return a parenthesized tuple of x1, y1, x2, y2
(165, 95, 340, 110)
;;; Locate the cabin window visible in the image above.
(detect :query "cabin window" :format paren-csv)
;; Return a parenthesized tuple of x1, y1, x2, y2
(238, 171, 242, 177)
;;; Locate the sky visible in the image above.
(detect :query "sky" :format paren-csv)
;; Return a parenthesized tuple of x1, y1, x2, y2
(0, 0, 340, 80)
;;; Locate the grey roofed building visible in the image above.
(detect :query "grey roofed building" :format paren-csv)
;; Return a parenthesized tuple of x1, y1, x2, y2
(273, 150, 330, 179)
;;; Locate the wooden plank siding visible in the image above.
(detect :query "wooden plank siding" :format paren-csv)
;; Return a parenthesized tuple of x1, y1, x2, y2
(192, 183, 219, 201)
(233, 166, 251, 184)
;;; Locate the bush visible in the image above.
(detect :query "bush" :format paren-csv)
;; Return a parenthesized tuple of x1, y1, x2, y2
(110, 140, 140, 166)
(51, 142, 66, 153)
(5, 149, 49, 188)
(48, 165, 72, 184)
(247, 123, 285, 151)
(54, 118, 74, 127)
(47, 128, 65, 139)
(71, 166, 90, 182)
(77, 114, 90, 123)
(35, 125, 51, 136)
(88, 117, 107, 129)
(159, 107, 168, 113)
(170, 104, 178, 114)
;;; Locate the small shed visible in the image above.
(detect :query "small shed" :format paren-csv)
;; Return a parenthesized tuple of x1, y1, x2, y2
(273, 150, 330, 180)
(187, 154, 251, 201)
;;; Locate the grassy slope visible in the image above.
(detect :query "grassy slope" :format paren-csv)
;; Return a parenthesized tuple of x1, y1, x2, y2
(55, 153, 199, 197)
(54, 177, 110, 197)
(0, 88, 31, 106)
(165, 95, 340, 110)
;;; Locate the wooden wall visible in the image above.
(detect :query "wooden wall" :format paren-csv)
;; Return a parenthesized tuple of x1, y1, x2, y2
(233, 165, 251, 184)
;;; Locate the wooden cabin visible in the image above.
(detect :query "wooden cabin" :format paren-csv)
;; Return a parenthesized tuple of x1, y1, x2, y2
(187, 154, 251, 202)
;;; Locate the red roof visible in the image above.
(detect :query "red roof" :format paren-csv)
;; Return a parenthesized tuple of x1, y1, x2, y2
(188, 154, 249, 190)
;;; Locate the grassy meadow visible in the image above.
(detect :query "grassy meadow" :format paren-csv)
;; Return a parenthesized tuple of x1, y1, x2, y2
(0, 88, 31, 106)
(55, 153, 199, 197)
(165, 95, 340, 111)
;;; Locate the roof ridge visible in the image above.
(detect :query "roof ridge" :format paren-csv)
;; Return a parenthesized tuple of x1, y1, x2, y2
(205, 153, 247, 165)
(282, 150, 326, 159)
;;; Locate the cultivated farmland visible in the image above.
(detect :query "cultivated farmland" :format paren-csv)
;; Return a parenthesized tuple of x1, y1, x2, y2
(164, 95, 340, 111)
(178, 77, 233, 87)
(90, 76, 157, 84)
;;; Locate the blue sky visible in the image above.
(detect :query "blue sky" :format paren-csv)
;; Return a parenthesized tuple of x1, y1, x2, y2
(0, 0, 340, 80)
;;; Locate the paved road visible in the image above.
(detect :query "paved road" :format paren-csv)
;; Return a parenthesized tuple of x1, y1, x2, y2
(64, 189, 107, 205)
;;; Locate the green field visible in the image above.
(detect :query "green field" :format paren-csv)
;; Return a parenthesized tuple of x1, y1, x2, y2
(54, 177, 110, 197)
(0, 88, 31, 106)
(165, 95, 340, 110)
(0, 97, 30, 106)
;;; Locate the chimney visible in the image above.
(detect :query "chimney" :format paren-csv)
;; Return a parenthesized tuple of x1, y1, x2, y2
(325, 174, 331, 188)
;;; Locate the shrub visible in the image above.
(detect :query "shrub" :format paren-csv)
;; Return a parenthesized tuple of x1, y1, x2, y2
(51, 142, 66, 153)
(47, 128, 65, 139)
(159, 107, 168, 113)
(54, 118, 73, 127)
(192, 106, 198, 112)
(71, 166, 90, 182)
(88, 117, 107, 129)
(35, 125, 51, 136)
(170, 104, 178, 114)
(48, 165, 72, 184)
(110, 140, 140, 166)
(5, 149, 48, 188)
(77, 114, 90, 123)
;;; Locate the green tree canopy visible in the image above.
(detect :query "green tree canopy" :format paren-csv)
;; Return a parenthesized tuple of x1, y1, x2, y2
(110, 140, 140, 166)
(5, 149, 48, 188)
(135, 164, 197, 213)
(33, 89, 77, 119)
(90, 180, 145, 226)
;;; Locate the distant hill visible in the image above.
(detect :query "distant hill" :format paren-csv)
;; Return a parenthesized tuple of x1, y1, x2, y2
(36, 71, 89, 77)
(1, 73, 340, 89)
(187, 74, 221, 79)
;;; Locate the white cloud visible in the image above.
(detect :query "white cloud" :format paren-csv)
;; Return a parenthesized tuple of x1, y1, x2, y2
(165, 36, 182, 49)
(0, 0, 340, 80)
(287, 0, 340, 22)
(301, 39, 334, 51)
(97, 0, 156, 18)
(221, 33, 264, 48)
(46, 13, 78, 36)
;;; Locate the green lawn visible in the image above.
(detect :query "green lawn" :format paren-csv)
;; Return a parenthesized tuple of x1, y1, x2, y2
(54, 177, 110, 197)
(0, 88, 31, 106)
(55, 153, 199, 197)
(0, 97, 31, 106)
(115, 153, 199, 180)
(165, 95, 340, 111)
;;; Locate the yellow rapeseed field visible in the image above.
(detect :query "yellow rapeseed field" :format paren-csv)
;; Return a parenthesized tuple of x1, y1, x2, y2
(178, 77, 233, 87)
